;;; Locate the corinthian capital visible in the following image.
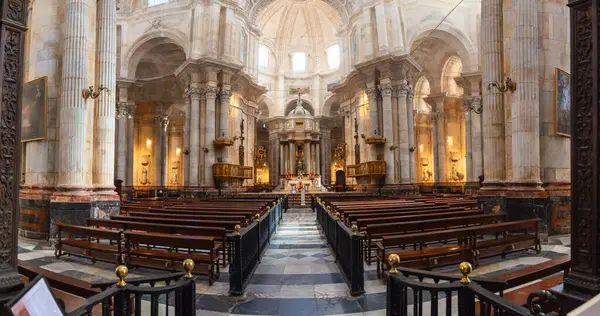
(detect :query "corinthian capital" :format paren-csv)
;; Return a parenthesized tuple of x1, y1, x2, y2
(220, 89, 232, 102)
(379, 83, 393, 97)
(396, 81, 410, 97)
(463, 95, 483, 114)
(205, 86, 219, 100)
(116, 103, 129, 119)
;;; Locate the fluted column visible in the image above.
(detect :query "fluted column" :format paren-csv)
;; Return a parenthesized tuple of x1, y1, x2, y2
(471, 97, 483, 181)
(160, 117, 169, 186)
(510, 0, 541, 187)
(115, 104, 129, 182)
(183, 94, 191, 186)
(380, 81, 395, 184)
(93, 0, 117, 194)
(125, 104, 136, 186)
(219, 89, 231, 163)
(204, 86, 218, 186)
(58, 0, 90, 189)
(407, 86, 416, 184)
(464, 104, 474, 182)
(187, 88, 201, 186)
(396, 82, 410, 183)
(366, 87, 379, 162)
(289, 141, 295, 174)
(279, 143, 284, 176)
(430, 113, 443, 183)
(305, 142, 311, 173)
(316, 143, 321, 175)
(481, 0, 506, 185)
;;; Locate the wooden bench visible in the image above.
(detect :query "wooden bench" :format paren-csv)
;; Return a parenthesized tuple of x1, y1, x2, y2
(375, 219, 541, 277)
(124, 231, 220, 285)
(111, 215, 240, 230)
(88, 218, 229, 267)
(55, 223, 123, 265)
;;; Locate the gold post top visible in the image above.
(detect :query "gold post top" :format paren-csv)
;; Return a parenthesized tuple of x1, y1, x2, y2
(459, 262, 472, 284)
(351, 224, 359, 235)
(115, 265, 128, 287)
(334, 212, 340, 220)
(388, 254, 400, 274)
(272, 201, 276, 207)
(254, 213, 260, 221)
(234, 224, 241, 236)
(183, 259, 195, 278)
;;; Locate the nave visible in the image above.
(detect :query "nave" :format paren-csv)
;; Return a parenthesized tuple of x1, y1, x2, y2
(16, 206, 570, 315)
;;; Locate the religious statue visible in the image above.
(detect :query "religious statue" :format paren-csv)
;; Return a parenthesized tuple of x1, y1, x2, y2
(254, 146, 267, 167)
(172, 169, 179, 185)
(296, 148, 305, 174)
(141, 167, 149, 185)
(422, 166, 432, 182)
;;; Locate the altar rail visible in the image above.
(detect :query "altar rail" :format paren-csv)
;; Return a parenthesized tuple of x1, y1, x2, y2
(315, 199, 364, 295)
(229, 199, 284, 295)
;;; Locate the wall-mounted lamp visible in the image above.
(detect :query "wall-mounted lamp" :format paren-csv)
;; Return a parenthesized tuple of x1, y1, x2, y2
(183, 148, 190, 155)
(82, 85, 110, 100)
(146, 139, 152, 148)
(202, 147, 209, 153)
(389, 145, 399, 151)
(418, 144, 424, 153)
(409, 147, 415, 153)
(176, 148, 181, 156)
(487, 77, 517, 93)
(361, 133, 366, 139)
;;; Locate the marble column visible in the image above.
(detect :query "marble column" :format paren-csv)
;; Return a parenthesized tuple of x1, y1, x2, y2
(407, 86, 416, 184)
(321, 130, 331, 184)
(186, 88, 201, 186)
(289, 142, 295, 174)
(464, 104, 474, 182)
(153, 116, 163, 186)
(183, 94, 191, 186)
(115, 103, 129, 182)
(396, 82, 410, 183)
(204, 86, 218, 186)
(219, 89, 231, 163)
(279, 143, 284, 176)
(57, 0, 90, 190)
(510, 0, 541, 187)
(159, 117, 169, 187)
(316, 143, 321, 175)
(366, 87, 378, 162)
(481, 0, 506, 185)
(471, 98, 483, 181)
(305, 141, 311, 173)
(126, 104, 136, 186)
(93, 0, 117, 194)
(430, 113, 442, 183)
(381, 81, 395, 184)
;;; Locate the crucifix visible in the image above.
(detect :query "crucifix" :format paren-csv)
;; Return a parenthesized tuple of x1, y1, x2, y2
(296, 92, 303, 106)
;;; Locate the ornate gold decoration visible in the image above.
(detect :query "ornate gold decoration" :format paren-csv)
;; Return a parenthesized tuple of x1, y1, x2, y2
(82, 85, 110, 100)
(254, 146, 267, 167)
(487, 77, 516, 93)
(365, 136, 387, 145)
(234, 224, 241, 236)
(254, 213, 260, 222)
(213, 163, 253, 180)
(388, 254, 400, 274)
(347, 161, 386, 180)
(459, 262, 472, 284)
(183, 259, 195, 279)
(351, 224, 359, 235)
(334, 212, 340, 220)
(116, 265, 128, 287)
(266, 206, 270, 212)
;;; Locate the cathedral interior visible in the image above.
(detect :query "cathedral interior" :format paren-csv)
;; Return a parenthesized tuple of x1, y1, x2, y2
(1, 0, 598, 315)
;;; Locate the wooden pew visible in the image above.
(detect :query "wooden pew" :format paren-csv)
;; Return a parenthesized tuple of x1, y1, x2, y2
(128, 211, 248, 224)
(110, 215, 240, 230)
(55, 223, 123, 265)
(375, 219, 541, 277)
(124, 231, 220, 285)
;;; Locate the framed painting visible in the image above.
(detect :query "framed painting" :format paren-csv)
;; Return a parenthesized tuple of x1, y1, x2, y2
(21, 76, 47, 142)
(555, 68, 571, 137)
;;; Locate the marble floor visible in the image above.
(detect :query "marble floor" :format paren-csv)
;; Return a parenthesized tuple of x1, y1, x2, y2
(17, 209, 571, 315)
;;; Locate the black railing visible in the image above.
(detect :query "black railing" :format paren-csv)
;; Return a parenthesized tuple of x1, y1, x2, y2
(386, 262, 542, 316)
(315, 198, 365, 296)
(229, 200, 283, 295)
(67, 263, 196, 316)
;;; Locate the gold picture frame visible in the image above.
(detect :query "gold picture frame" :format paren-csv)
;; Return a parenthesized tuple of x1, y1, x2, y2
(555, 68, 571, 137)
(21, 76, 48, 142)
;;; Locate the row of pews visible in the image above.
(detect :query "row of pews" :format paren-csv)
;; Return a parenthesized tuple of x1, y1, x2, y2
(54, 195, 283, 285)
(316, 195, 541, 278)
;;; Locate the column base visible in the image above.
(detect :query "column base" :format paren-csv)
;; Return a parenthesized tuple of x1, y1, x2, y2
(49, 187, 93, 239)
(91, 190, 121, 218)
(19, 185, 54, 240)
(476, 182, 571, 236)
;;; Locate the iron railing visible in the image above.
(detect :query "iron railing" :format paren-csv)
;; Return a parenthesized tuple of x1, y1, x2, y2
(315, 197, 365, 296)
(228, 199, 283, 295)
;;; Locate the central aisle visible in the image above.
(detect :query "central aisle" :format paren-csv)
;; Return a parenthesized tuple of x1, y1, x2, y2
(196, 208, 387, 315)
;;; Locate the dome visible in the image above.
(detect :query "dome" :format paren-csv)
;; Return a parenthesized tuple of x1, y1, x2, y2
(288, 99, 312, 118)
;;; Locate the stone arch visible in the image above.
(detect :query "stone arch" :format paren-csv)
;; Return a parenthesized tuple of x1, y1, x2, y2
(440, 56, 463, 97)
(122, 29, 189, 78)
(414, 76, 432, 113)
(322, 95, 339, 117)
(407, 24, 476, 71)
(257, 94, 275, 120)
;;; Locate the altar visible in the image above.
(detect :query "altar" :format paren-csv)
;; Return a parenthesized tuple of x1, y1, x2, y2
(280, 176, 323, 193)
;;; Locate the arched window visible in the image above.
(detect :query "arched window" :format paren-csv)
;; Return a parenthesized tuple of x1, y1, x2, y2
(259, 45, 270, 69)
(148, 0, 168, 6)
(292, 52, 306, 73)
(327, 44, 340, 69)
(240, 32, 246, 63)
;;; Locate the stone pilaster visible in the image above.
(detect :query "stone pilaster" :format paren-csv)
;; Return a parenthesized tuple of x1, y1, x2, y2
(321, 130, 331, 184)
(115, 103, 129, 182)
(305, 141, 311, 173)
(204, 86, 218, 186)
(380, 81, 395, 184)
(52, 0, 92, 237)
(289, 141, 295, 174)
(481, 0, 506, 188)
(279, 143, 284, 176)
(396, 82, 410, 183)
(186, 88, 201, 186)
(430, 113, 441, 183)
(183, 94, 191, 186)
(125, 103, 136, 187)
(471, 97, 483, 182)
(159, 117, 169, 187)
(93, 0, 117, 197)
(510, 0, 542, 188)
(316, 143, 321, 175)
(463, 100, 474, 183)
(406, 85, 416, 184)
(366, 86, 379, 138)
(218, 89, 231, 163)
